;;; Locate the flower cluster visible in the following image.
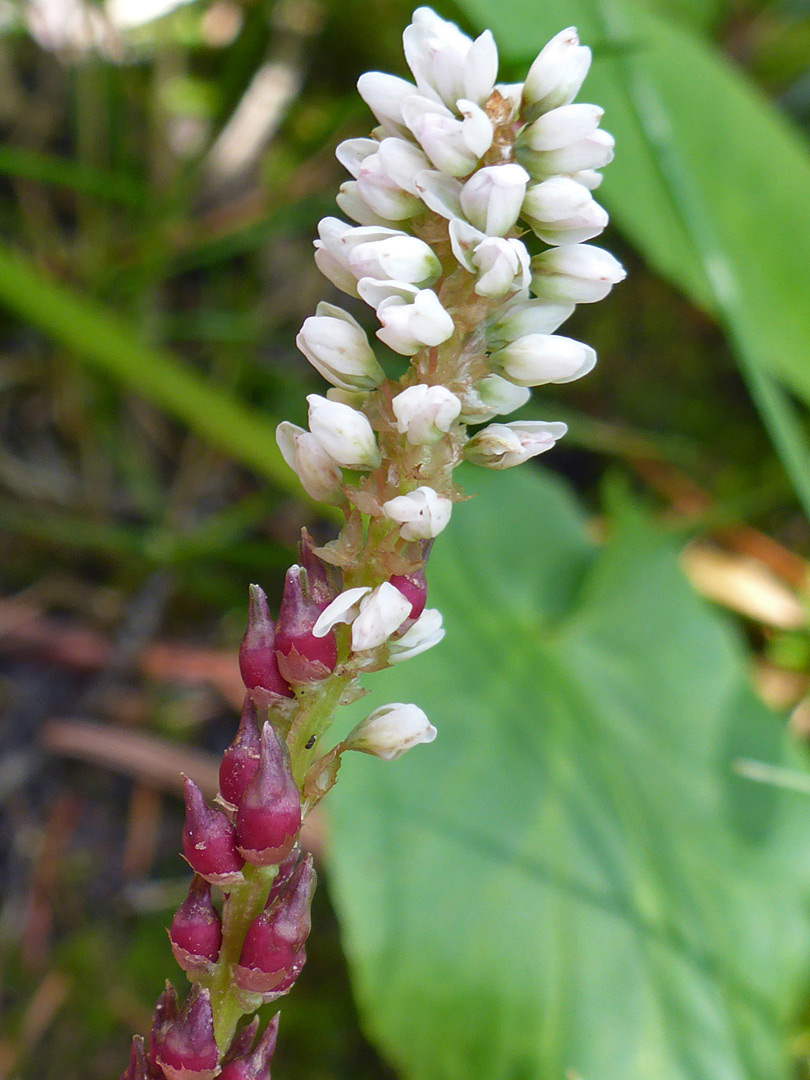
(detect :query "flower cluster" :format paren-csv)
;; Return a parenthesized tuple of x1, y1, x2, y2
(123, 9, 623, 1080)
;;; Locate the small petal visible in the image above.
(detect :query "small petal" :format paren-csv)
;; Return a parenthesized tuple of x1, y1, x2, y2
(464, 419, 567, 468)
(414, 169, 464, 219)
(376, 136, 432, 195)
(296, 311, 385, 391)
(357, 154, 423, 220)
(388, 607, 445, 662)
(460, 163, 529, 236)
(383, 486, 452, 540)
(530, 243, 626, 303)
(357, 71, 417, 132)
(335, 137, 379, 178)
(376, 290, 454, 355)
(520, 103, 603, 151)
(486, 297, 575, 347)
(307, 394, 381, 470)
(336, 181, 399, 228)
(392, 384, 461, 444)
(459, 373, 532, 422)
(312, 587, 371, 637)
(351, 583, 412, 651)
(522, 27, 592, 120)
(344, 702, 437, 759)
(276, 422, 344, 504)
(490, 333, 597, 386)
(519, 129, 615, 178)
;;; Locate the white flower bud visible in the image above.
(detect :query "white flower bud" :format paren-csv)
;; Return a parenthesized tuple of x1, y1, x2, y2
(464, 420, 567, 468)
(276, 422, 344, 504)
(572, 168, 603, 190)
(347, 235, 441, 286)
(313, 586, 371, 637)
(531, 243, 627, 303)
(296, 306, 385, 391)
(344, 702, 437, 760)
(459, 373, 532, 422)
(357, 154, 423, 220)
(388, 607, 445, 663)
(520, 103, 603, 151)
(402, 96, 492, 177)
(490, 333, 596, 386)
(486, 297, 575, 347)
(522, 177, 608, 245)
(392, 384, 461, 445)
(522, 27, 592, 119)
(520, 129, 615, 178)
(403, 8, 498, 109)
(356, 71, 417, 134)
(314, 218, 360, 296)
(383, 485, 452, 539)
(335, 137, 379, 178)
(376, 137, 432, 195)
(376, 289, 454, 356)
(460, 164, 529, 236)
(414, 170, 463, 219)
(336, 181, 399, 228)
(472, 237, 531, 297)
(351, 582, 412, 651)
(307, 393, 381, 470)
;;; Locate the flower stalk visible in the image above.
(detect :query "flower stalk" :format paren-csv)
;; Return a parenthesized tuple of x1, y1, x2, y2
(122, 8, 624, 1078)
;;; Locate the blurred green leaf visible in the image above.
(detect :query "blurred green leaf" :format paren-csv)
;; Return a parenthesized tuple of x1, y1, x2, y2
(0, 147, 145, 207)
(328, 465, 810, 1080)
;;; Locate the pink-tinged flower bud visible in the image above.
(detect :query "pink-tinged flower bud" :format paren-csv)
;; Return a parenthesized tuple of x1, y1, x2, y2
(375, 289, 455, 356)
(460, 164, 529, 237)
(169, 875, 223, 973)
(239, 585, 293, 699)
(234, 855, 316, 998)
(351, 583, 412, 652)
(530, 243, 626, 304)
(522, 176, 608, 245)
(181, 776, 244, 886)
(520, 103, 603, 152)
(276, 422, 345, 506)
(403, 9, 497, 109)
(121, 1035, 150, 1080)
(275, 564, 338, 682)
(486, 298, 575, 349)
(390, 568, 427, 619)
(374, 137, 432, 195)
(459, 373, 531, 423)
(148, 982, 179, 1071)
(388, 607, 445, 663)
(345, 702, 437, 760)
(402, 96, 492, 177)
(218, 1015, 280, 1080)
(357, 153, 422, 221)
(306, 394, 381, 471)
(336, 181, 399, 228)
(155, 987, 219, 1080)
(347, 235, 440, 287)
(296, 306, 385, 392)
(391, 384, 461, 445)
(383, 486, 452, 540)
(236, 722, 301, 867)
(522, 27, 592, 120)
(519, 129, 614, 178)
(219, 696, 262, 811)
(490, 333, 596, 387)
(464, 420, 568, 468)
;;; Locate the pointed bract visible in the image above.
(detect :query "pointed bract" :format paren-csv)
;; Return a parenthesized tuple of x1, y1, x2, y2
(218, 1015, 280, 1080)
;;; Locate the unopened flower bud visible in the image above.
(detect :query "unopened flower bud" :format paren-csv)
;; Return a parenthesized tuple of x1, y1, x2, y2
(402, 96, 492, 177)
(388, 607, 445, 662)
(473, 237, 531, 298)
(155, 987, 219, 1080)
(520, 103, 603, 151)
(460, 164, 529, 236)
(313, 218, 360, 296)
(486, 298, 575, 347)
(218, 1015, 280, 1080)
(276, 422, 345, 505)
(465, 420, 568, 468)
(375, 137, 432, 195)
(234, 855, 316, 997)
(531, 243, 626, 303)
(375, 289, 454, 356)
(275, 564, 338, 682)
(336, 181, 398, 228)
(239, 585, 293, 699)
(169, 876, 222, 973)
(414, 169, 463, 219)
(390, 568, 427, 619)
(219, 696, 262, 810)
(296, 307, 384, 392)
(403, 9, 498, 109)
(351, 582, 412, 651)
(490, 333, 596, 386)
(392, 384, 461, 444)
(148, 982, 178, 1072)
(383, 486, 452, 540)
(519, 129, 614, 178)
(522, 176, 608, 245)
(459, 373, 532, 422)
(307, 394, 381, 470)
(347, 235, 440, 286)
(236, 722, 301, 867)
(357, 154, 422, 220)
(181, 776, 244, 886)
(345, 702, 437, 760)
(522, 27, 592, 120)
(357, 71, 416, 133)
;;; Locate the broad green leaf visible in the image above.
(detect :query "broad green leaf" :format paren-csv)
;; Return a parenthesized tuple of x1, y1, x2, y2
(455, 0, 810, 414)
(327, 466, 810, 1080)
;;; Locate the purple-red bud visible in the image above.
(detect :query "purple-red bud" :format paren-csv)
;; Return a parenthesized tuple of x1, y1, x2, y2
(390, 569, 427, 619)
(218, 1014, 280, 1080)
(233, 854, 316, 997)
(148, 982, 179, 1071)
(154, 987, 219, 1080)
(239, 585, 294, 698)
(236, 723, 301, 866)
(223, 1019, 260, 1066)
(275, 565, 337, 682)
(169, 876, 222, 973)
(220, 696, 262, 810)
(182, 776, 244, 885)
(121, 1035, 151, 1080)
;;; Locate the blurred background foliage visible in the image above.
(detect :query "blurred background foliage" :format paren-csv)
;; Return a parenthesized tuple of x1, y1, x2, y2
(2, 0, 810, 1078)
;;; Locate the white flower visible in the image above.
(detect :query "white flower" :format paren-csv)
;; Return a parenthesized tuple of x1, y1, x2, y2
(414, 170, 464, 219)
(347, 234, 441, 286)
(392, 384, 461, 444)
(336, 181, 399, 228)
(449, 219, 530, 298)
(401, 95, 493, 177)
(375, 288, 454, 356)
(460, 164, 529, 236)
(522, 27, 592, 120)
(351, 583, 412, 651)
(313, 218, 361, 296)
(356, 71, 417, 134)
(357, 154, 423, 220)
(344, 702, 437, 759)
(459, 373, 531, 422)
(383, 486, 452, 539)
(486, 297, 575, 347)
(520, 103, 603, 151)
(296, 305, 385, 391)
(376, 137, 432, 194)
(520, 129, 615, 179)
(490, 333, 596, 386)
(307, 393, 381, 470)
(276, 422, 344, 504)
(312, 586, 371, 637)
(521, 177, 608, 245)
(464, 420, 568, 468)
(388, 607, 445, 662)
(531, 243, 626, 303)
(403, 7, 498, 109)
(335, 137, 379, 177)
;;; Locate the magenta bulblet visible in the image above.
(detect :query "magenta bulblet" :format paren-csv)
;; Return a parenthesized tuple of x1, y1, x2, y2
(169, 876, 222, 973)
(220, 696, 262, 810)
(182, 776, 244, 885)
(275, 565, 337, 683)
(154, 987, 219, 1080)
(239, 585, 294, 699)
(390, 569, 428, 619)
(236, 723, 302, 866)
(218, 1015, 280, 1080)
(233, 855, 315, 996)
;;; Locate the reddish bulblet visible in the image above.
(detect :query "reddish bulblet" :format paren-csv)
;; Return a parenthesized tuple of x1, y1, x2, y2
(236, 722, 302, 867)
(219, 696, 263, 810)
(274, 565, 337, 682)
(169, 876, 222, 973)
(390, 568, 428, 619)
(181, 776, 244, 886)
(239, 584, 294, 698)
(121, 1035, 150, 1080)
(154, 987, 219, 1080)
(218, 1014, 280, 1080)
